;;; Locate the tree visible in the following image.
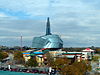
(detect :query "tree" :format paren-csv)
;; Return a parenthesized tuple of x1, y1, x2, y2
(73, 61, 91, 75)
(14, 51, 25, 64)
(91, 46, 95, 50)
(92, 56, 100, 62)
(2, 52, 8, 58)
(44, 52, 54, 66)
(95, 48, 100, 54)
(0, 52, 4, 61)
(0, 51, 8, 61)
(25, 57, 38, 67)
(46, 55, 91, 75)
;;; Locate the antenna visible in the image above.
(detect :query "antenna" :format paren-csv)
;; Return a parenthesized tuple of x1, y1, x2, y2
(20, 35, 22, 51)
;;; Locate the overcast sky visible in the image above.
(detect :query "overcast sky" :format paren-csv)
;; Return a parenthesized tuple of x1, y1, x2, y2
(0, 0, 100, 47)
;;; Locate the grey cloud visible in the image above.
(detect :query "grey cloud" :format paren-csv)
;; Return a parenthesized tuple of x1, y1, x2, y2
(0, 0, 100, 47)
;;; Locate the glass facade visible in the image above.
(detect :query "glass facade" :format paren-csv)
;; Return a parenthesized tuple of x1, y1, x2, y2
(32, 34, 63, 48)
(32, 17, 63, 48)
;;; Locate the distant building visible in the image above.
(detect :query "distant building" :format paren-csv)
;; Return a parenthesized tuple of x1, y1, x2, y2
(82, 48, 95, 60)
(48, 49, 66, 57)
(62, 52, 82, 62)
(23, 48, 95, 66)
(32, 17, 63, 49)
(82, 48, 95, 54)
(61, 48, 95, 61)
(23, 51, 44, 66)
(23, 52, 30, 62)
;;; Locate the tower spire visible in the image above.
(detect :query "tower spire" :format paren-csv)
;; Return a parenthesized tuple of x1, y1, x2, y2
(46, 17, 52, 35)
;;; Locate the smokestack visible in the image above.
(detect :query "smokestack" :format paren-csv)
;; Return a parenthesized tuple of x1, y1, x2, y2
(46, 17, 52, 35)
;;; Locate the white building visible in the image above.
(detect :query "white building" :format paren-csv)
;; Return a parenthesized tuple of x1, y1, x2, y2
(82, 48, 95, 60)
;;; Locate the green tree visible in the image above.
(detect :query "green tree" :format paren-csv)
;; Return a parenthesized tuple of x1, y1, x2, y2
(2, 52, 8, 58)
(92, 56, 100, 62)
(46, 56, 91, 75)
(0, 51, 8, 61)
(95, 48, 100, 54)
(44, 52, 54, 66)
(73, 61, 91, 75)
(14, 51, 25, 64)
(0, 52, 4, 61)
(25, 57, 38, 67)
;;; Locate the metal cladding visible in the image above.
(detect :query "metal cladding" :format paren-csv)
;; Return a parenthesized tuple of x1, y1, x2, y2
(32, 17, 63, 48)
